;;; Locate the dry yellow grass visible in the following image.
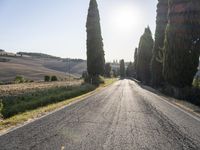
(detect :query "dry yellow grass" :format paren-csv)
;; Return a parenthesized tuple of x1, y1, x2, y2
(0, 80, 83, 97)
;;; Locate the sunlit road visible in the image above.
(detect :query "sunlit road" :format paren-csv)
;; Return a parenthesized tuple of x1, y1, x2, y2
(0, 79, 200, 150)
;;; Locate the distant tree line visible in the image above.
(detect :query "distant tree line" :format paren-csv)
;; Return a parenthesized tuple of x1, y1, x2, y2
(17, 52, 85, 63)
(17, 52, 60, 59)
(62, 58, 85, 63)
(119, 59, 125, 78)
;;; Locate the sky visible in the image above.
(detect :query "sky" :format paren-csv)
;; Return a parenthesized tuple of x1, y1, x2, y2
(0, 0, 157, 62)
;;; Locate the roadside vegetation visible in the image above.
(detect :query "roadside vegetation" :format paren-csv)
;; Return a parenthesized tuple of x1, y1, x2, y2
(0, 83, 96, 118)
(0, 78, 117, 132)
(14, 76, 27, 84)
(0, 80, 82, 97)
(193, 77, 200, 89)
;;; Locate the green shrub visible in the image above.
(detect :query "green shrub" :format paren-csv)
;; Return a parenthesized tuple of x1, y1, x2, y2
(84, 75, 105, 85)
(51, 76, 58, 81)
(14, 76, 25, 84)
(91, 76, 104, 85)
(193, 77, 200, 89)
(44, 75, 51, 82)
(1, 84, 96, 118)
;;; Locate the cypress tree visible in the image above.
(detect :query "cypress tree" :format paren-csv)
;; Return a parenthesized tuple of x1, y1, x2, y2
(151, 0, 168, 86)
(86, 0, 105, 82)
(105, 63, 111, 77)
(134, 48, 138, 78)
(126, 62, 134, 77)
(120, 59, 126, 78)
(163, 0, 200, 88)
(137, 27, 154, 84)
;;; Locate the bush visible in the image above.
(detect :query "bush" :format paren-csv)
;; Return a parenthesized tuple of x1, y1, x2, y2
(14, 76, 25, 84)
(51, 76, 58, 81)
(83, 74, 104, 85)
(193, 77, 200, 89)
(44, 75, 51, 82)
(91, 75, 104, 85)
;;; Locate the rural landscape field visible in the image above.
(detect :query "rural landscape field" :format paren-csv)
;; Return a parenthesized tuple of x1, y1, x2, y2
(0, 0, 200, 150)
(0, 51, 86, 82)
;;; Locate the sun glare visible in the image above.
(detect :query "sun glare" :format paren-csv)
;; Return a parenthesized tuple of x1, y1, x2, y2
(111, 5, 141, 32)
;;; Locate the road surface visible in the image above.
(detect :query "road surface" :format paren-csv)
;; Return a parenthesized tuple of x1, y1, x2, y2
(0, 79, 200, 150)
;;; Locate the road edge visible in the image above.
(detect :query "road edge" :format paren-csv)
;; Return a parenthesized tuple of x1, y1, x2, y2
(136, 82, 200, 121)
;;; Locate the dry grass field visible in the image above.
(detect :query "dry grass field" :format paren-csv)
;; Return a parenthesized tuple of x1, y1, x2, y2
(0, 80, 83, 97)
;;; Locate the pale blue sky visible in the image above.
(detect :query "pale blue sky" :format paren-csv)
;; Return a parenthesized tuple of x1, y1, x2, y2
(0, 0, 157, 61)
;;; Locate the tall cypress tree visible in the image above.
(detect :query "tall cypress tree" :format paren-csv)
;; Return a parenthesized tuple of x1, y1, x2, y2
(134, 48, 138, 78)
(163, 0, 200, 88)
(151, 0, 168, 86)
(120, 59, 126, 78)
(134, 48, 138, 69)
(137, 27, 154, 84)
(126, 62, 134, 77)
(86, 0, 105, 80)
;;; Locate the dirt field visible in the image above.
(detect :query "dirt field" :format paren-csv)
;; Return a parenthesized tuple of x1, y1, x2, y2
(0, 80, 83, 97)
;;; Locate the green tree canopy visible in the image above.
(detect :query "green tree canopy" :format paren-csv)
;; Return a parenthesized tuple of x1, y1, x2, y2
(151, 0, 168, 86)
(126, 62, 135, 77)
(136, 27, 154, 84)
(86, 0, 105, 79)
(134, 48, 138, 77)
(163, 0, 200, 87)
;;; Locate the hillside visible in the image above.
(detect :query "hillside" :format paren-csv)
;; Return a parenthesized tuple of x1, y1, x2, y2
(17, 52, 60, 59)
(0, 51, 87, 82)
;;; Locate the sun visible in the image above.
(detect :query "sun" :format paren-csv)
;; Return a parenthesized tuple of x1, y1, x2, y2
(111, 5, 141, 32)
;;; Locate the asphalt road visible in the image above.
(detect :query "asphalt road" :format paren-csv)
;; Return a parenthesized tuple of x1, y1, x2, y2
(0, 79, 200, 150)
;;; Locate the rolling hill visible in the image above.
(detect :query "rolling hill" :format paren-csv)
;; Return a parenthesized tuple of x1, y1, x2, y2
(0, 51, 87, 82)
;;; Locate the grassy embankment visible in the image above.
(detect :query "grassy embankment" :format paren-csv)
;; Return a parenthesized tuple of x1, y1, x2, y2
(0, 78, 117, 132)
